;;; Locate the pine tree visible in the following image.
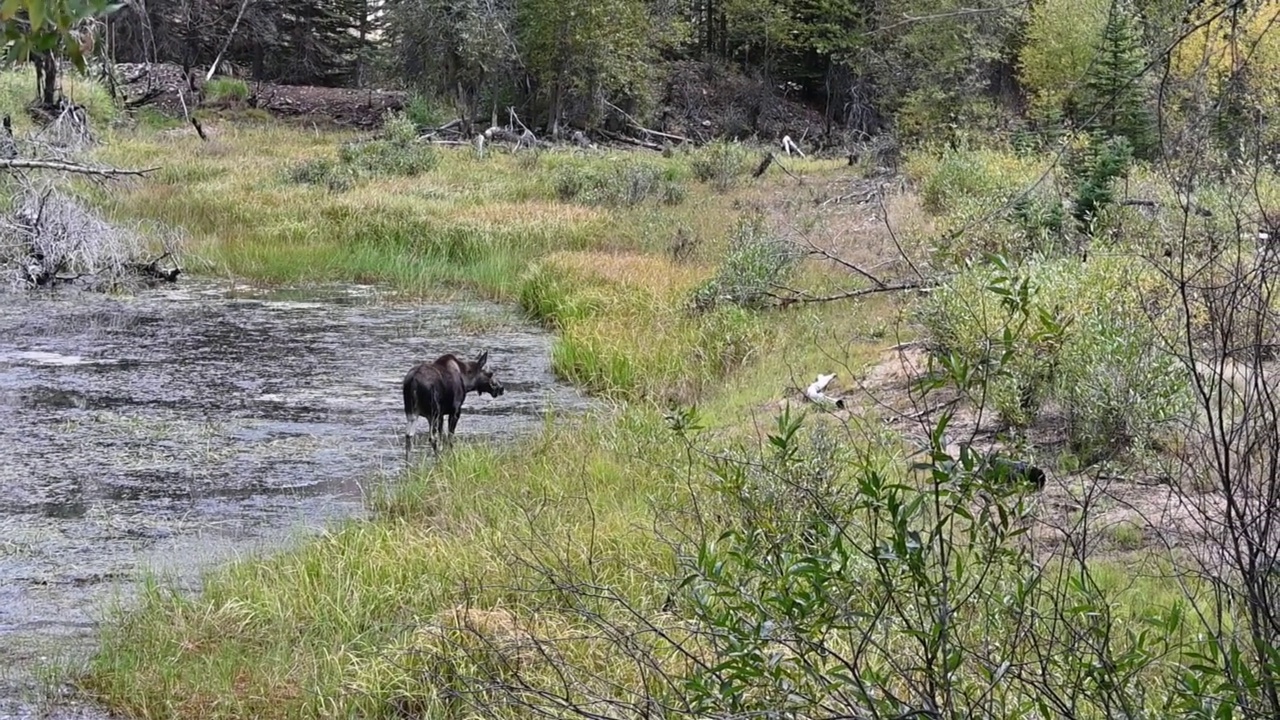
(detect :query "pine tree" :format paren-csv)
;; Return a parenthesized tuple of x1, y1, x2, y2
(1080, 0, 1157, 158)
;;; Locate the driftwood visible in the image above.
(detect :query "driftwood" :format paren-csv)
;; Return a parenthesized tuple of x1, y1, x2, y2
(0, 158, 159, 177)
(599, 129, 663, 151)
(131, 252, 183, 283)
(804, 373, 846, 409)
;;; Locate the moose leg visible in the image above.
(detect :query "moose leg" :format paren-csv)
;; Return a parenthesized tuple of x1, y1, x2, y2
(431, 414, 444, 456)
(447, 412, 460, 447)
(404, 414, 415, 463)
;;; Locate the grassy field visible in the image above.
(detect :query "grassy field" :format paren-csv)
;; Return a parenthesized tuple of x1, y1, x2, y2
(71, 106, 912, 718)
(7, 70, 1244, 717)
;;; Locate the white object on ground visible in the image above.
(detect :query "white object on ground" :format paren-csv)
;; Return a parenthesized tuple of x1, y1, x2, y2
(804, 373, 845, 409)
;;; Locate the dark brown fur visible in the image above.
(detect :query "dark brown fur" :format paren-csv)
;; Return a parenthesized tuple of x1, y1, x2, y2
(402, 350, 504, 461)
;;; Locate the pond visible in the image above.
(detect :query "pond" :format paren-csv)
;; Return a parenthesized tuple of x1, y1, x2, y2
(0, 281, 588, 718)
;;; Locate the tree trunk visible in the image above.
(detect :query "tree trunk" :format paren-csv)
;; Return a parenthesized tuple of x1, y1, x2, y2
(39, 51, 58, 107)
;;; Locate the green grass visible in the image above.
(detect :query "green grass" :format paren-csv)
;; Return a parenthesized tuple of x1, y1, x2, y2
(77, 111, 874, 718)
(85, 122, 823, 301)
(203, 77, 250, 105)
(73, 100, 1244, 719)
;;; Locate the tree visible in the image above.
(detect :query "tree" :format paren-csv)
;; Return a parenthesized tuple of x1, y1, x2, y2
(518, 0, 657, 132)
(1078, 0, 1156, 158)
(1018, 0, 1111, 123)
(1, 0, 122, 108)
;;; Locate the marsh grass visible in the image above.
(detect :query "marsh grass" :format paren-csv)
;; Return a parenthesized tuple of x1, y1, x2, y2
(85, 125, 783, 300)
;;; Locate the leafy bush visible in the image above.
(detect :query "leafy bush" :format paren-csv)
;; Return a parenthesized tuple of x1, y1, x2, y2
(916, 253, 1190, 460)
(662, 406, 1186, 720)
(690, 213, 797, 312)
(552, 160, 685, 208)
(1018, 0, 1110, 120)
(285, 112, 437, 190)
(688, 139, 752, 191)
(909, 145, 1048, 215)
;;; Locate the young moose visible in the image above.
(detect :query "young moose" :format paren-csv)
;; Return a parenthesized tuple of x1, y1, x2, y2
(402, 350, 505, 461)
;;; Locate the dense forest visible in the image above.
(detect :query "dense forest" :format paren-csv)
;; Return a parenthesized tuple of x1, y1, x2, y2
(86, 0, 1278, 148)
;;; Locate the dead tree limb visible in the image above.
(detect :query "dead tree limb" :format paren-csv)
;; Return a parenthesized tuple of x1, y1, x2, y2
(0, 158, 159, 176)
(753, 153, 774, 178)
(603, 99, 690, 144)
(205, 0, 254, 83)
(599, 129, 663, 152)
(768, 281, 923, 308)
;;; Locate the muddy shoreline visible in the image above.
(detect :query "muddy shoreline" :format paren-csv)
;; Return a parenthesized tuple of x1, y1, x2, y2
(0, 281, 587, 718)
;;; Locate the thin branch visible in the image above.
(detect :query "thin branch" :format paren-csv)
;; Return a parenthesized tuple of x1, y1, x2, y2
(768, 280, 923, 307)
(0, 158, 159, 176)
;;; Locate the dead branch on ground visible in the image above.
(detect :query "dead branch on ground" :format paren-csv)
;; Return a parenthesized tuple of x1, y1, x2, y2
(0, 158, 159, 176)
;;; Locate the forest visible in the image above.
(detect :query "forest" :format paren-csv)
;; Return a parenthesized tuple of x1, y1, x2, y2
(2, 0, 1280, 719)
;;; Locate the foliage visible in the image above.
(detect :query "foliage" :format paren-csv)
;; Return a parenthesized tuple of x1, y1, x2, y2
(917, 253, 1190, 460)
(0, 0, 119, 69)
(1077, 0, 1156, 158)
(552, 159, 686, 207)
(1018, 0, 1110, 121)
(690, 211, 797, 312)
(517, 0, 658, 128)
(870, 0, 1026, 144)
(1065, 132, 1134, 234)
(286, 112, 437, 189)
(687, 139, 752, 191)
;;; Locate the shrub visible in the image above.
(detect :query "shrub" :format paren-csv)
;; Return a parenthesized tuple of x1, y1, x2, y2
(1018, 0, 1110, 120)
(552, 160, 686, 208)
(285, 112, 438, 190)
(403, 93, 449, 129)
(688, 139, 752, 191)
(916, 253, 1190, 460)
(910, 145, 1047, 215)
(690, 213, 797, 312)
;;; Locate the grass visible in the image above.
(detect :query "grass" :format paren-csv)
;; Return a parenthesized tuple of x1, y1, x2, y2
(74, 107, 879, 717)
(70, 97, 1243, 718)
(85, 120, 817, 301)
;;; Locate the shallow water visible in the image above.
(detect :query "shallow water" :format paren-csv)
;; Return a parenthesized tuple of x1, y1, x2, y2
(0, 281, 588, 718)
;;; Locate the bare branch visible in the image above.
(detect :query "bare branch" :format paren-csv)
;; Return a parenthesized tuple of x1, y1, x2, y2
(0, 158, 160, 176)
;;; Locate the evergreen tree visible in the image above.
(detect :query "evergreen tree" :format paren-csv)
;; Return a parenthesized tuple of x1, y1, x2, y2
(1079, 0, 1157, 158)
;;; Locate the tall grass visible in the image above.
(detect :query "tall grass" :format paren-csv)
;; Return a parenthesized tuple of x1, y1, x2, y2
(86, 124, 795, 300)
(0, 67, 120, 129)
(77, 113, 882, 718)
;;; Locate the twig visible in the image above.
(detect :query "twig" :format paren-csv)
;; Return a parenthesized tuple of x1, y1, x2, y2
(0, 158, 159, 176)
(879, 192, 926, 281)
(768, 281, 923, 307)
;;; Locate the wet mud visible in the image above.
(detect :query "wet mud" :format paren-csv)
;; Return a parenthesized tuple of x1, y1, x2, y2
(0, 281, 588, 718)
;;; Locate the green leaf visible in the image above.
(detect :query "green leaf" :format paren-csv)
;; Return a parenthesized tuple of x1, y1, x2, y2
(26, 0, 44, 29)
(0, 0, 21, 20)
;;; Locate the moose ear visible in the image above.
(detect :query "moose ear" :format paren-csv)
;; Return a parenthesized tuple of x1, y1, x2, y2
(475, 350, 489, 368)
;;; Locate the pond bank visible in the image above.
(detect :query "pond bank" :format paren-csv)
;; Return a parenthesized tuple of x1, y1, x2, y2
(0, 280, 588, 717)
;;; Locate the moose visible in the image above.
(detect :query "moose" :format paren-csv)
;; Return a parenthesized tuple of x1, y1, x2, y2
(402, 350, 505, 461)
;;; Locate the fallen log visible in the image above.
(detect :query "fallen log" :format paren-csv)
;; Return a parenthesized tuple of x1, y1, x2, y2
(599, 129, 663, 151)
